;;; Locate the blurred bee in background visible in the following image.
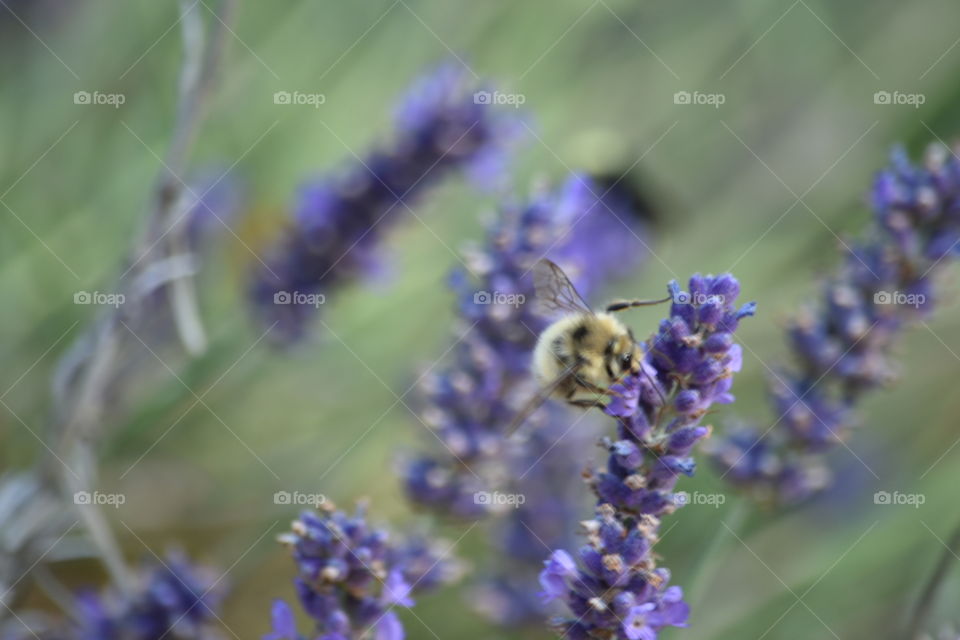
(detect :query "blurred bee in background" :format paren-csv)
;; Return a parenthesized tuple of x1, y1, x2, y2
(506, 259, 670, 435)
(587, 169, 661, 229)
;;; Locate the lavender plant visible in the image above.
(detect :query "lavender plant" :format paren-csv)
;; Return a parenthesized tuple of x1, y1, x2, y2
(540, 276, 755, 639)
(403, 175, 650, 515)
(73, 552, 223, 640)
(266, 503, 461, 640)
(710, 143, 959, 503)
(400, 175, 653, 624)
(250, 64, 516, 341)
(0, 552, 223, 640)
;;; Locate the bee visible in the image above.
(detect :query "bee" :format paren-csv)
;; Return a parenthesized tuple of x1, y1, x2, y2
(506, 259, 671, 435)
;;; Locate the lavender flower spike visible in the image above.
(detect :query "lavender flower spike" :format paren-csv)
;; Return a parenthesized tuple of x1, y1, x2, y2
(251, 64, 516, 341)
(74, 551, 224, 640)
(542, 275, 755, 640)
(711, 143, 959, 503)
(268, 503, 461, 640)
(403, 175, 652, 518)
(401, 174, 654, 624)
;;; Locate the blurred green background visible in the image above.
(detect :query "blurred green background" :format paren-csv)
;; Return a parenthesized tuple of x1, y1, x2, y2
(3, 0, 960, 638)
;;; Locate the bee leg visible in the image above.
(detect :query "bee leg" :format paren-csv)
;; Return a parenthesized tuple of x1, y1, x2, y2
(564, 386, 605, 410)
(577, 380, 622, 398)
(567, 398, 605, 410)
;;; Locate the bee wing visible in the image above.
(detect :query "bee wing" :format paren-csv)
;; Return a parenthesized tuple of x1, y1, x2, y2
(505, 363, 579, 437)
(532, 259, 593, 317)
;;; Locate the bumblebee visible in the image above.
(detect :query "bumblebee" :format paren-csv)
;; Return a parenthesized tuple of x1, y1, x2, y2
(507, 259, 669, 434)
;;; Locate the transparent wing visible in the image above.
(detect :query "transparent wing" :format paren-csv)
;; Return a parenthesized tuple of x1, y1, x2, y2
(505, 363, 579, 436)
(532, 259, 593, 317)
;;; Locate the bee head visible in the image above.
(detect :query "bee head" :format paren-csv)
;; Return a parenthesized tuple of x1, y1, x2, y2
(604, 326, 642, 382)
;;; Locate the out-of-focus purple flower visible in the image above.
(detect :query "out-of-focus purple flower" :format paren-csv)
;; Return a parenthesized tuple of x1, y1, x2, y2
(73, 551, 223, 640)
(400, 174, 654, 624)
(710, 143, 959, 503)
(250, 64, 517, 342)
(388, 535, 463, 593)
(543, 274, 754, 639)
(269, 504, 460, 640)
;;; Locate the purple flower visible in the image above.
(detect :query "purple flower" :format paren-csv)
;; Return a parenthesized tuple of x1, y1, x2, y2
(270, 504, 459, 640)
(543, 274, 754, 639)
(403, 174, 653, 513)
(623, 604, 658, 640)
(401, 173, 654, 624)
(538, 550, 577, 602)
(264, 600, 300, 640)
(711, 143, 958, 503)
(71, 551, 223, 640)
(382, 571, 414, 607)
(250, 64, 516, 342)
(374, 611, 404, 640)
(588, 276, 755, 519)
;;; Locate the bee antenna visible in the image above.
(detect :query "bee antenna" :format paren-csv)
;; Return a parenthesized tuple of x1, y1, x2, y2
(605, 296, 673, 313)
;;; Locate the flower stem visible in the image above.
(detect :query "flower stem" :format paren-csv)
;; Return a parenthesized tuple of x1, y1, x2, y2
(39, 0, 235, 594)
